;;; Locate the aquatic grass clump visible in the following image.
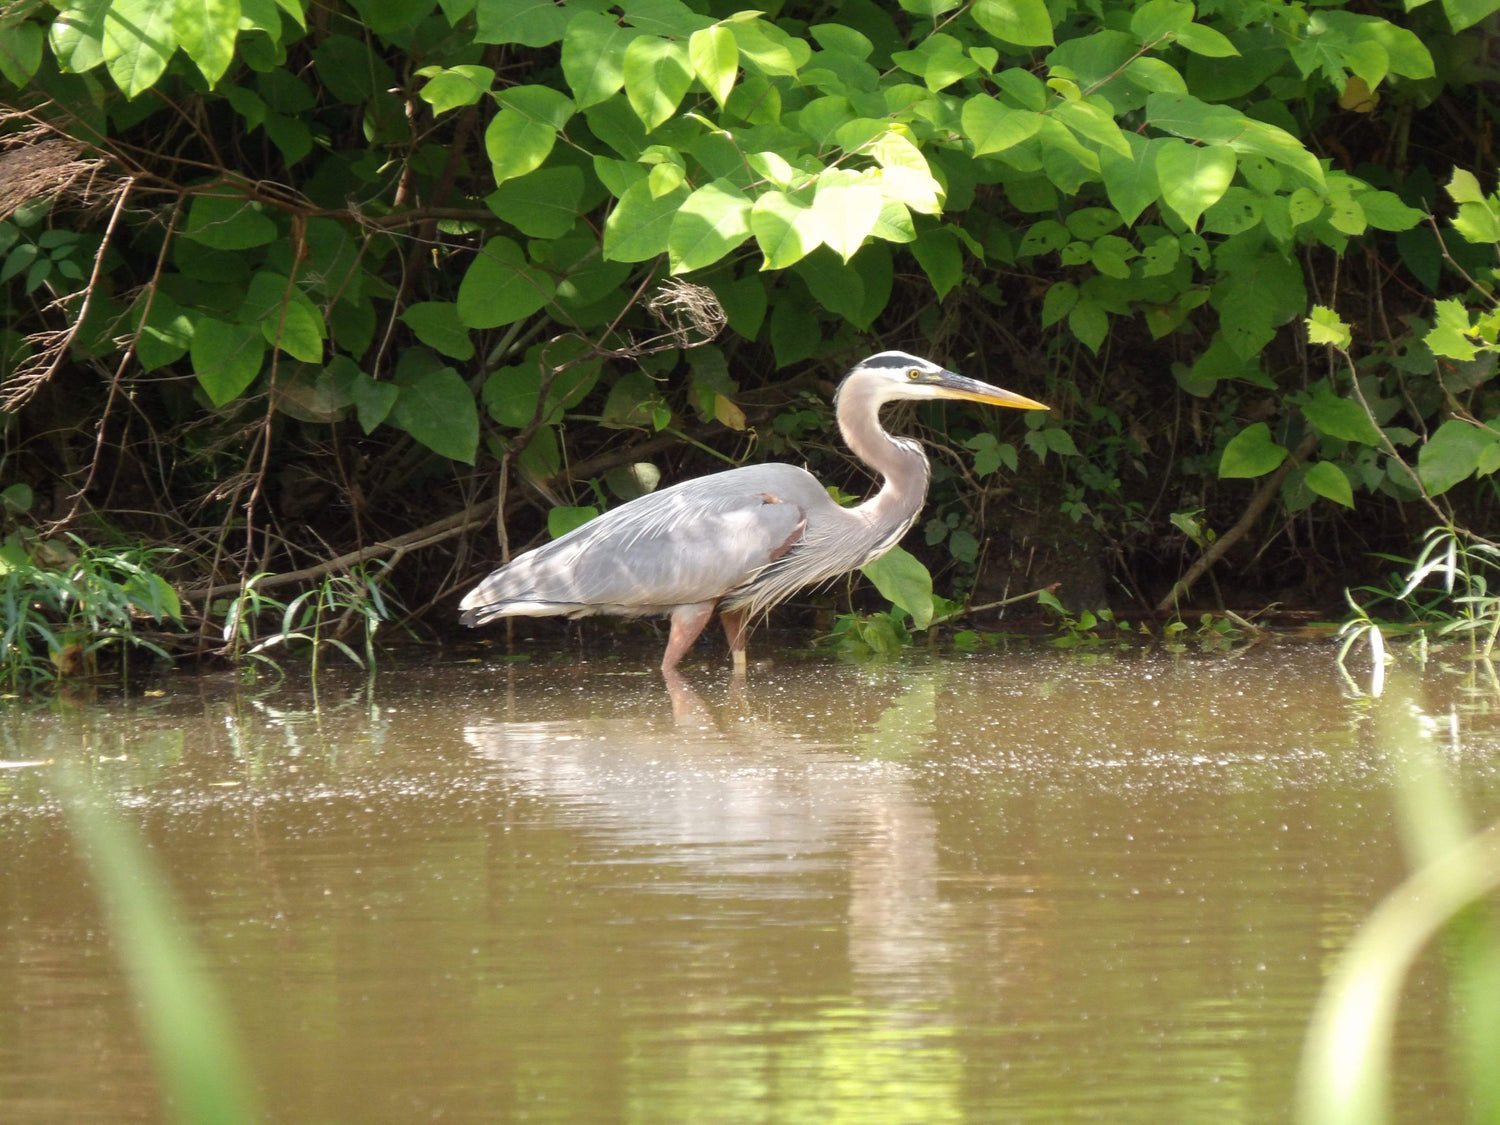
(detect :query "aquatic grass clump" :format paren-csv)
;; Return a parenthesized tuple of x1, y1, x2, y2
(0, 532, 181, 692)
(218, 562, 396, 690)
(1341, 528, 1500, 670)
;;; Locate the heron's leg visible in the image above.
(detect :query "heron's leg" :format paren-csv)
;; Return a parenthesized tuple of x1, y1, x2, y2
(720, 608, 748, 673)
(662, 601, 717, 672)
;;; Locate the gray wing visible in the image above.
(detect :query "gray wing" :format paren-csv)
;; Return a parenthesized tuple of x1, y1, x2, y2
(459, 464, 831, 623)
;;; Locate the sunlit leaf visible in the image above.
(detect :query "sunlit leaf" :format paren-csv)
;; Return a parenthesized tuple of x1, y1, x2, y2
(811, 178, 883, 262)
(689, 24, 737, 107)
(173, 0, 239, 86)
(669, 179, 752, 274)
(971, 0, 1055, 47)
(102, 0, 175, 97)
(750, 190, 819, 269)
(1305, 307, 1353, 351)
(603, 177, 691, 262)
(1156, 140, 1236, 228)
(623, 35, 693, 131)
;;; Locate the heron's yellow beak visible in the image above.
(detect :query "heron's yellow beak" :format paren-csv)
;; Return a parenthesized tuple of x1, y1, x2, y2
(934, 372, 1049, 411)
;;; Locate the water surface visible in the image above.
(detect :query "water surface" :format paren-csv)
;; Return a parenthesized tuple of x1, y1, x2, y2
(2, 646, 1497, 1122)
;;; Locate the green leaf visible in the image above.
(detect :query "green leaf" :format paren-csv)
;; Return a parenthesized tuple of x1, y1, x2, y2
(548, 506, 598, 539)
(603, 177, 691, 262)
(1173, 23, 1239, 57)
(184, 188, 277, 250)
(191, 318, 265, 406)
(484, 85, 574, 186)
(811, 178, 883, 262)
(623, 35, 693, 132)
(102, 0, 175, 98)
(689, 24, 737, 107)
(51, 2, 108, 73)
(669, 179, 753, 274)
(1156, 140, 1235, 229)
(1301, 383, 1379, 444)
(1441, 0, 1500, 31)
(1053, 99, 1132, 157)
(1141, 234, 1179, 276)
(419, 64, 494, 116)
(1447, 168, 1486, 206)
(1130, 0, 1193, 44)
(1304, 461, 1354, 507)
(869, 132, 945, 215)
(351, 372, 398, 433)
(519, 422, 561, 478)
(861, 545, 935, 629)
(484, 165, 584, 239)
(891, 32, 978, 91)
(1219, 422, 1288, 478)
(561, 10, 638, 107)
(1041, 280, 1078, 327)
(135, 292, 194, 372)
(793, 249, 865, 323)
(961, 97, 1043, 155)
(483, 363, 544, 428)
(1289, 187, 1323, 227)
(1123, 56, 1187, 94)
(242, 271, 325, 363)
(730, 18, 810, 78)
(392, 360, 479, 464)
(751, 190, 819, 270)
(1426, 299, 1479, 361)
(971, 0, 1055, 47)
(401, 301, 474, 361)
(1305, 307, 1353, 351)
(911, 227, 963, 300)
(1068, 301, 1109, 354)
(457, 237, 556, 329)
(1100, 135, 1163, 226)
(0, 20, 45, 85)
(1418, 419, 1498, 496)
(1209, 243, 1305, 360)
(173, 0, 239, 86)
(474, 0, 569, 46)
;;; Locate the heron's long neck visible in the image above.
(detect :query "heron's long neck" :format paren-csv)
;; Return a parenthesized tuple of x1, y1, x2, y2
(835, 374, 931, 534)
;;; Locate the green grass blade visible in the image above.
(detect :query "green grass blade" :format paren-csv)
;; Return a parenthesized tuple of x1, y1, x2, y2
(56, 769, 260, 1125)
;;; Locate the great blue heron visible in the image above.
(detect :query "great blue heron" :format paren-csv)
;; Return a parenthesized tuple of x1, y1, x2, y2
(459, 351, 1047, 672)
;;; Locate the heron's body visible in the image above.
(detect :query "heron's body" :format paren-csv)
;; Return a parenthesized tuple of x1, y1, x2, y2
(460, 352, 1046, 671)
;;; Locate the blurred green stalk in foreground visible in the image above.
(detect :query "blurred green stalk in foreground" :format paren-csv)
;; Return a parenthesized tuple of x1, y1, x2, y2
(1298, 681, 1500, 1125)
(57, 767, 260, 1125)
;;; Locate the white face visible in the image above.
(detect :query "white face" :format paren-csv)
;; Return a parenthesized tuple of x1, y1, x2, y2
(855, 352, 953, 401)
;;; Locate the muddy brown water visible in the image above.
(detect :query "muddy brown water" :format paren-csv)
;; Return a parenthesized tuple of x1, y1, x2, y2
(2, 646, 1498, 1123)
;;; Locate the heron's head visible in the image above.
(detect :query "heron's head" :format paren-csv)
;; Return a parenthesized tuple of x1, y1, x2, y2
(846, 351, 1049, 412)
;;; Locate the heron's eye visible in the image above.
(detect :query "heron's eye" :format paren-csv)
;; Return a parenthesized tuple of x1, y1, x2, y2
(907, 369, 921, 380)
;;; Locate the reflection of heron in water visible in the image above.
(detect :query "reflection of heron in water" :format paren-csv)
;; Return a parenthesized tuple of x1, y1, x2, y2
(459, 353, 1046, 672)
(464, 674, 950, 993)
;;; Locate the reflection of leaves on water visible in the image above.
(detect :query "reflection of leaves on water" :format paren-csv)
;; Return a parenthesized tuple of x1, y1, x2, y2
(854, 674, 940, 761)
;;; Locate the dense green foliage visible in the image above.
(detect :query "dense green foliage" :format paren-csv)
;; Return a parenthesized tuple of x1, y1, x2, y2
(1, 0, 1498, 665)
